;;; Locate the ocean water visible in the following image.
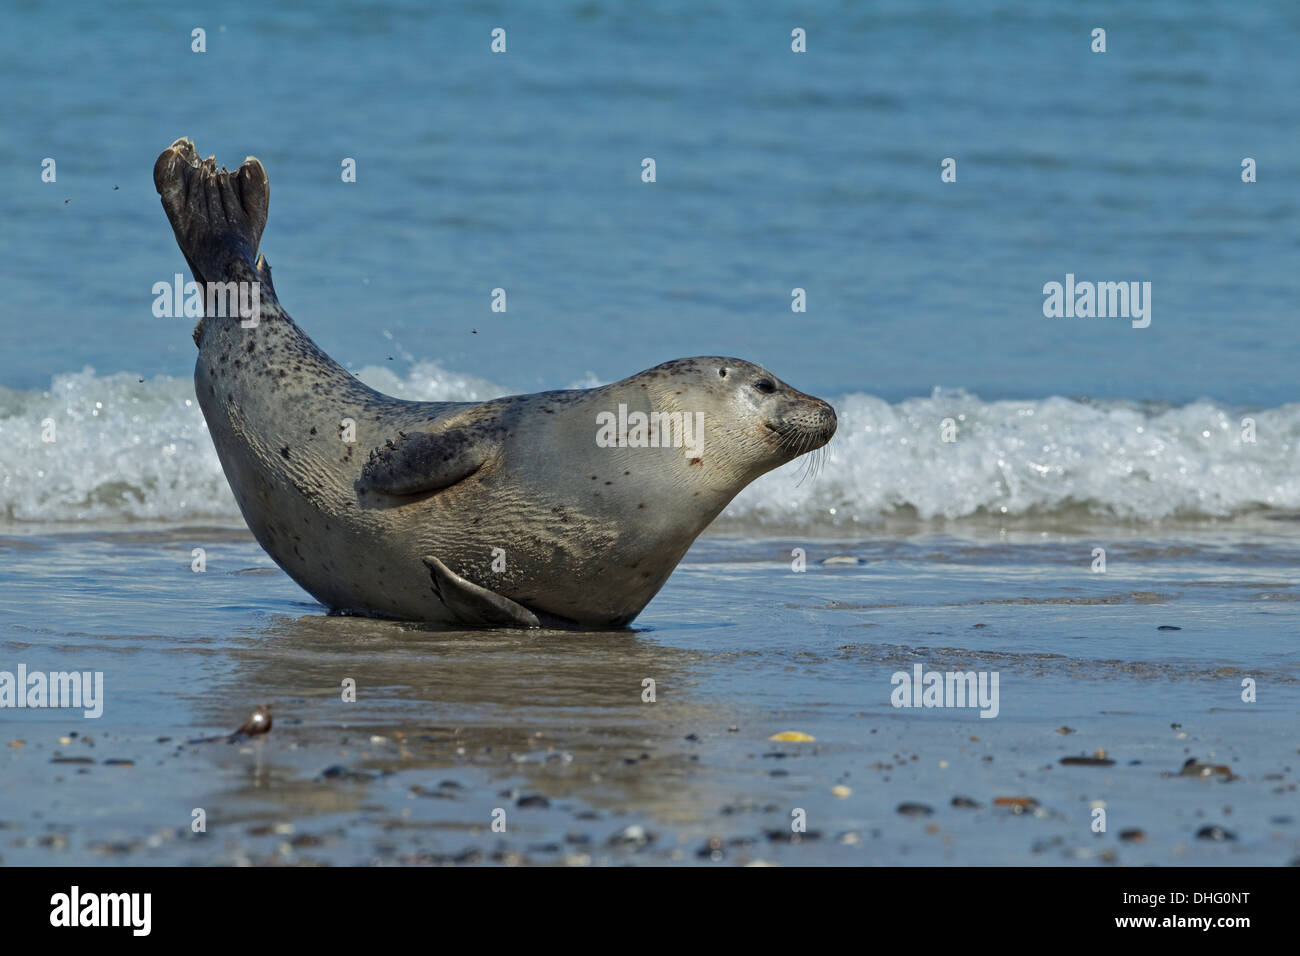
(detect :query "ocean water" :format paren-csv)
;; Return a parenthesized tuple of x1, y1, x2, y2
(1, 0, 1298, 867)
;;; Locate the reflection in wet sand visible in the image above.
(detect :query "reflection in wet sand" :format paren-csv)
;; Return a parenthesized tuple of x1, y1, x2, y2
(189, 613, 742, 833)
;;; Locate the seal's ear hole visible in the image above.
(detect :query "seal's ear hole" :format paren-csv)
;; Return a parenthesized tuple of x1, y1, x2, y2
(718, 368, 728, 378)
(754, 379, 776, 394)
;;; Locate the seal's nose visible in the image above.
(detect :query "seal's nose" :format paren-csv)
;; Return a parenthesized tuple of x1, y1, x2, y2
(816, 400, 838, 440)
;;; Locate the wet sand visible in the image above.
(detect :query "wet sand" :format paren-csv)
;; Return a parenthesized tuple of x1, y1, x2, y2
(1, 522, 1297, 866)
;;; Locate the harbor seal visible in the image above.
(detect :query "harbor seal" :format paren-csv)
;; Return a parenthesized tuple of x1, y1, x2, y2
(153, 137, 837, 628)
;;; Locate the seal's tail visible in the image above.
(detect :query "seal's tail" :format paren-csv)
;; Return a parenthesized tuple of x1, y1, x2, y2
(154, 137, 268, 288)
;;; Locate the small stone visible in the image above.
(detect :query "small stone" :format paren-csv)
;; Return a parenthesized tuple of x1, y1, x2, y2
(1179, 758, 1233, 779)
(764, 829, 822, 843)
(896, 802, 933, 817)
(1195, 825, 1236, 841)
(831, 785, 851, 798)
(319, 765, 374, 781)
(993, 796, 1039, 810)
(234, 705, 272, 737)
(610, 824, 652, 846)
(768, 731, 815, 742)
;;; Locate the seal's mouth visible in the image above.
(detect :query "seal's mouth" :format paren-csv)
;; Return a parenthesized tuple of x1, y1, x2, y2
(763, 399, 838, 465)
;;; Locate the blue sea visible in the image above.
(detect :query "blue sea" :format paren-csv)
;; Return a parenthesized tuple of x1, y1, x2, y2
(0, 0, 1297, 868)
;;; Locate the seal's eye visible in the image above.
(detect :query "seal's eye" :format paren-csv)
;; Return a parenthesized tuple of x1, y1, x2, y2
(754, 379, 776, 394)
(718, 368, 728, 378)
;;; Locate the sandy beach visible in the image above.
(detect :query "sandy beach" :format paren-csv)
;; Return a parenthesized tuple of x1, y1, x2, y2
(2, 520, 1295, 866)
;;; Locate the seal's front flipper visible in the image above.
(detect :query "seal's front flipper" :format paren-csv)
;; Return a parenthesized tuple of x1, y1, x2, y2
(423, 556, 540, 629)
(360, 428, 488, 497)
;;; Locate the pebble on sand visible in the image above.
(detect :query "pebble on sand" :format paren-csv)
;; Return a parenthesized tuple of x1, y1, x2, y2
(1179, 758, 1234, 779)
(993, 797, 1039, 808)
(610, 824, 653, 846)
(1195, 825, 1236, 841)
(769, 731, 816, 742)
(233, 705, 273, 737)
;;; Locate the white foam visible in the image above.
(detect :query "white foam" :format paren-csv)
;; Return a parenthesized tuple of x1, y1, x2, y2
(0, 362, 508, 524)
(2, 371, 1296, 525)
(352, 360, 508, 403)
(731, 387, 1300, 525)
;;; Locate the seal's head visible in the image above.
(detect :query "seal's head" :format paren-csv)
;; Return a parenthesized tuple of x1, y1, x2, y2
(643, 356, 837, 487)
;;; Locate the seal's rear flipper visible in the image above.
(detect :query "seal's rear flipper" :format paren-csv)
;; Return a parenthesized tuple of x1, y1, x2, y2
(359, 428, 490, 497)
(423, 556, 541, 629)
(154, 137, 269, 285)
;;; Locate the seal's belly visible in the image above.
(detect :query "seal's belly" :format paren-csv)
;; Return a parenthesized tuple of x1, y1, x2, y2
(195, 351, 449, 622)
